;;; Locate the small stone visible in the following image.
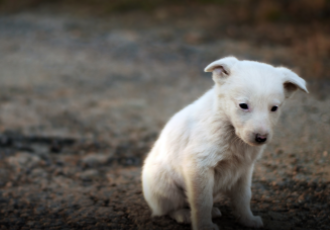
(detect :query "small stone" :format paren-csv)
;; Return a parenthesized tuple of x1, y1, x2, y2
(323, 151, 328, 157)
(82, 153, 112, 167)
(5, 181, 12, 188)
(79, 169, 99, 180)
(31, 144, 48, 156)
(30, 168, 48, 178)
(7, 152, 42, 169)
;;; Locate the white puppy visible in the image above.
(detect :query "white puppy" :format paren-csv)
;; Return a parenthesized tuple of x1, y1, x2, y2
(142, 57, 308, 230)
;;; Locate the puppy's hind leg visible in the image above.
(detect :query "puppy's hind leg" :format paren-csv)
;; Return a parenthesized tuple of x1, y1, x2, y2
(142, 164, 185, 217)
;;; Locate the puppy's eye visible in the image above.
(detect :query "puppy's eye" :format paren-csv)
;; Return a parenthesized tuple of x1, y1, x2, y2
(271, 106, 278, 112)
(239, 103, 249, 110)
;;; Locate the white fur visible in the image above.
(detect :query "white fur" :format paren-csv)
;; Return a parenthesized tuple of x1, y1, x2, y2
(142, 57, 308, 230)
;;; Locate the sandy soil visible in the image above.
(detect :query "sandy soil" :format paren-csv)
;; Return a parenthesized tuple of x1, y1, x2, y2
(0, 5, 329, 230)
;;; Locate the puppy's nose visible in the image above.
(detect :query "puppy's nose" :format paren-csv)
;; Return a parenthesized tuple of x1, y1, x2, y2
(255, 134, 267, 143)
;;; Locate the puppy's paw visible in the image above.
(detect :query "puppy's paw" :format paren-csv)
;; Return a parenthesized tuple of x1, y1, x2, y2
(198, 223, 219, 230)
(211, 207, 222, 218)
(240, 215, 263, 228)
(169, 209, 191, 224)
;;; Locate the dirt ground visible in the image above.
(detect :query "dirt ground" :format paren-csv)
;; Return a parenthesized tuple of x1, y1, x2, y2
(0, 3, 330, 230)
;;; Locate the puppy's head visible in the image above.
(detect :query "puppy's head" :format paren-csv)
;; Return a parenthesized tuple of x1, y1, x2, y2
(205, 57, 308, 146)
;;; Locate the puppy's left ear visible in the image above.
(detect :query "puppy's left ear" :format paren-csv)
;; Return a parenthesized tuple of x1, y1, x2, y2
(204, 56, 238, 84)
(277, 67, 309, 98)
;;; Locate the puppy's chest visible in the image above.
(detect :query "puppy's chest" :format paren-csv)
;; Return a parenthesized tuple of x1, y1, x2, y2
(212, 158, 248, 194)
(212, 142, 261, 195)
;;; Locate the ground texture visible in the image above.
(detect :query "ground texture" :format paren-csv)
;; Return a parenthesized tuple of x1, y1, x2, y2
(0, 4, 330, 230)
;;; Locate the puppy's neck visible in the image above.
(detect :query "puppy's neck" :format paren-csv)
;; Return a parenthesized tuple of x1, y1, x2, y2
(210, 87, 234, 130)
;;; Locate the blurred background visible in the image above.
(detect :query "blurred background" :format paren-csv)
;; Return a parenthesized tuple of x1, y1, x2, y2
(0, 1, 329, 229)
(0, 0, 329, 145)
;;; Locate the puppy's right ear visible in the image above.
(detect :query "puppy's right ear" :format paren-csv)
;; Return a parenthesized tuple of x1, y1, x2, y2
(276, 67, 309, 98)
(204, 57, 238, 84)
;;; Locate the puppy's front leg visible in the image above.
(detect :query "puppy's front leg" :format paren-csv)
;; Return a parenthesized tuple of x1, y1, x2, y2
(184, 165, 219, 230)
(230, 165, 263, 228)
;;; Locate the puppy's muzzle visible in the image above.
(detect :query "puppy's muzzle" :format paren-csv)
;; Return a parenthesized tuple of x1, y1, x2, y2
(255, 134, 267, 143)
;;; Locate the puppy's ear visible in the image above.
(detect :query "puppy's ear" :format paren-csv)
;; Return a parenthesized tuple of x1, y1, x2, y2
(277, 67, 309, 98)
(204, 57, 238, 84)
